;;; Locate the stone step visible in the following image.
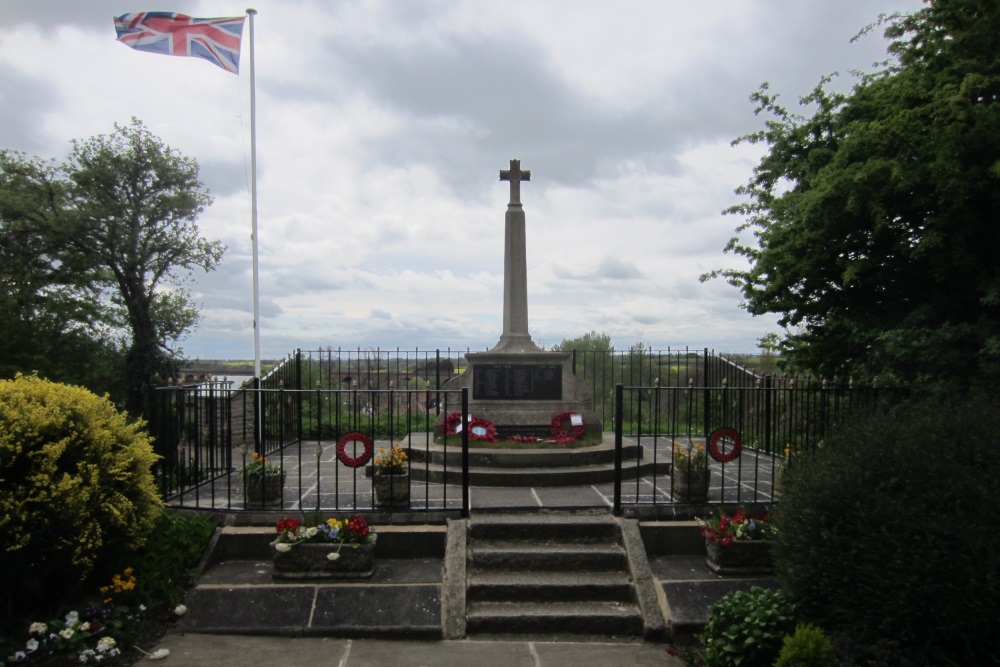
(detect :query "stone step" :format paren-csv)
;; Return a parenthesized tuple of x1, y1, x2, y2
(467, 571, 633, 602)
(469, 542, 628, 571)
(465, 600, 643, 636)
(407, 443, 647, 468)
(469, 512, 619, 542)
(410, 459, 670, 487)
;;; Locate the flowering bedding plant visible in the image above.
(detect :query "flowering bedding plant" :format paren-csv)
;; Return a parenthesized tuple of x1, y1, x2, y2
(5, 568, 142, 664)
(272, 514, 375, 560)
(373, 444, 408, 474)
(699, 507, 776, 548)
(673, 440, 707, 469)
(241, 449, 283, 485)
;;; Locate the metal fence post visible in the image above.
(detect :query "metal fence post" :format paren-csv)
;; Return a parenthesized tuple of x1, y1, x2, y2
(461, 387, 470, 518)
(613, 383, 623, 516)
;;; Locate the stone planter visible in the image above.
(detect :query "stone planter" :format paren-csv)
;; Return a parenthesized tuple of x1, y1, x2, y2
(672, 467, 709, 501)
(705, 538, 774, 575)
(245, 470, 285, 506)
(374, 471, 410, 508)
(271, 538, 377, 580)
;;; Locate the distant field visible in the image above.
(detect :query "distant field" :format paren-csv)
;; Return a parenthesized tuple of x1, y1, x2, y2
(182, 360, 277, 375)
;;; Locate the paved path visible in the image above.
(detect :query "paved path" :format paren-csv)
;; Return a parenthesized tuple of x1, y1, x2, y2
(149, 634, 680, 666)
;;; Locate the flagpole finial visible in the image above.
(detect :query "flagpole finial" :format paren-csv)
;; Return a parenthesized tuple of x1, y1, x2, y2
(246, 8, 257, 16)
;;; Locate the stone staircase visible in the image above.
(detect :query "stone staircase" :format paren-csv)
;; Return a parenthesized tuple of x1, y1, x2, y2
(407, 438, 671, 487)
(462, 511, 662, 638)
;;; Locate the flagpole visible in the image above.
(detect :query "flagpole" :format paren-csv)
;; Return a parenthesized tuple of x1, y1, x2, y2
(247, 8, 261, 382)
(246, 8, 263, 450)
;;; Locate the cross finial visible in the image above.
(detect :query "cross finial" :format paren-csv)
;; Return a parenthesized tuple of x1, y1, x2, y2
(500, 159, 530, 206)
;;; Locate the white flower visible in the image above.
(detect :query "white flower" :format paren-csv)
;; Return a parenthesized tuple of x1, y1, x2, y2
(148, 648, 170, 660)
(138, 604, 147, 612)
(12, 651, 27, 662)
(25, 639, 38, 652)
(28, 622, 47, 635)
(173, 604, 187, 616)
(326, 551, 341, 561)
(305, 526, 318, 538)
(60, 628, 75, 640)
(65, 611, 80, 628)
(96, 636, 117, 652)
(275, 542, 292, 553)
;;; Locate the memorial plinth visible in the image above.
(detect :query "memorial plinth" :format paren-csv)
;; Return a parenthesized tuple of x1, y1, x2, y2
(445, 349, 601, 439)
(440, 160, 600, 439)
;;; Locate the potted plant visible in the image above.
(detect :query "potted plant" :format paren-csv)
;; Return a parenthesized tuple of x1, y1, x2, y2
(241, 449, 285, 506)
(672, 440, 709, 501)
(773, 442, 802, 495)
(271, 514, 377, 579)
(373, 443, 409, 508)
(699, 506, 776, 575)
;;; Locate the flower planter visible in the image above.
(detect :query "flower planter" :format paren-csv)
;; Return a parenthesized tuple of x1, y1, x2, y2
(672, 467, 709, 501)
(271, 538, 377, 579)
(245, 470, 285, 506)
(374, 472, 410, 508)
(705, 538, 774, 575)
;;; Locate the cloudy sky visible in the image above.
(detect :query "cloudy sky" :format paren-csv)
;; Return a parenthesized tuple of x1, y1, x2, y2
(0, 0, 921, 360)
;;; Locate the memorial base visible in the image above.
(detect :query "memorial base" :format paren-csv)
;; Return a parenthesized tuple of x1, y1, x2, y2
(440, 349, 600, 439)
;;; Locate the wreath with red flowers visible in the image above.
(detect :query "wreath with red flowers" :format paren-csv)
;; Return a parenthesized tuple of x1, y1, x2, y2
(441, 412, 463, 436)
(468, 417, 498, 443)
(708, 426, 742, 463)
(550, 411, 586, 441)
(336, 431, 374, 468)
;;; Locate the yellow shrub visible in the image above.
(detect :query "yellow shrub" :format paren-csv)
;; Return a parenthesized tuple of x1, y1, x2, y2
(0, 374, 162, 581)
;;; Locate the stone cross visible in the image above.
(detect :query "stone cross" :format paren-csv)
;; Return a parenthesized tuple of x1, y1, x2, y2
(491, 158, 540, 353)
(500, 159, 531, 207)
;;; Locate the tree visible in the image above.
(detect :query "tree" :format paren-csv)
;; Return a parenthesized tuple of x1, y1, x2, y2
(0, 151, 123, 395)
(705, 1, 1000, 393)
(60, 118, 223, 414)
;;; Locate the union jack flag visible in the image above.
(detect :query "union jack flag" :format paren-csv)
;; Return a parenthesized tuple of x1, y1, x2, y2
(114, 12, 245, 74)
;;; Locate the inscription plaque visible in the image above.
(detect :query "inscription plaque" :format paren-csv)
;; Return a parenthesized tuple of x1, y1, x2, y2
(473, 364, 562, 401)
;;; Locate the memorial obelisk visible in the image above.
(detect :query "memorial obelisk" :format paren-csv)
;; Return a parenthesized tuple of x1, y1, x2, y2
(442, 159, 600, 439)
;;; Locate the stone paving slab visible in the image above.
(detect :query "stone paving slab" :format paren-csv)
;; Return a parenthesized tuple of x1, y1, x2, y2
(148, 635, 681, 667)
(311, 585, 441, 637)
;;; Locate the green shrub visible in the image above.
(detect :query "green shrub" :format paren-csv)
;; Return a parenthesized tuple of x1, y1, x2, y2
(774, 623, 836, 667)
(131, 512, 217, 608)
(0, 374, 162, 629)
(699, 586, 795, 667)
(773, 395, 1000, 665)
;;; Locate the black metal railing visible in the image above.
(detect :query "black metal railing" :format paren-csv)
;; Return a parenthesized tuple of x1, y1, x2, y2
(148, 383, 470, 516)
(611, 381, 898, 514)
(151, 347, 897, 517)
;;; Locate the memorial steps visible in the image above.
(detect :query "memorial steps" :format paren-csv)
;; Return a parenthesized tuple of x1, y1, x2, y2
(404, 435, 672, 487)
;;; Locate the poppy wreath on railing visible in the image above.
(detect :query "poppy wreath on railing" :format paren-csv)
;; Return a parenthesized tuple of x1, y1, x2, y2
(707, 426, 742, 463)
(336, 431, 374, 468)
(550, 411, 586, 441)
(468, 417, 498, 443)
(441, 412, 463, 436)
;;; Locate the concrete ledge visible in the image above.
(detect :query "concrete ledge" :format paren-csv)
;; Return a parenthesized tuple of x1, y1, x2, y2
(639, 521, 704, 556)
(442, 519, 467, 639)
(618, 519, 666, 640)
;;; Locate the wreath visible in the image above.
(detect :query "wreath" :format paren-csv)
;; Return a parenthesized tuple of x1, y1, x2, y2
(550, 411, 586, 441)
(468, 417, 498, 443)
(336, 431, 374, 468)
(441, 412, 463, 436)
(708, 426, 742, 463)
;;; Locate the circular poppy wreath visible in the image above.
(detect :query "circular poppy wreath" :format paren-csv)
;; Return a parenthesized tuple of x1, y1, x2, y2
(468, 417, 498, 443)
(441, 412, 463, 436)
(336, 431, 373, 468)
(550, 411, 586, 440)
(708, 426, 742, 463)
